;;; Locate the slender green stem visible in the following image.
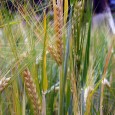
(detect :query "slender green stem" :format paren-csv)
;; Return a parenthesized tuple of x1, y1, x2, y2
(100, 84, 104, 115)
(59, 66, 64, 115)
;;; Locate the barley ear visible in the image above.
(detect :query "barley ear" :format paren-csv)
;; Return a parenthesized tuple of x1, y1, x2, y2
(0, 77, 11, 92)
(48, 46, 62, 65)
(53, 3, 63, 65)
(23, 69, 41, 115)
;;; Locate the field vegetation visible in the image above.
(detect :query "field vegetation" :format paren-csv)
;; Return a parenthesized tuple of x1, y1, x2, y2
(0, 0, 115, 115)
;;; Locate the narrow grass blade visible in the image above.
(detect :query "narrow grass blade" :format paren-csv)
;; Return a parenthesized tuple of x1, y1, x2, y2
(42, 11, 48, 92)
(64, 0, 68, 25)
(82, 21, 91, 87)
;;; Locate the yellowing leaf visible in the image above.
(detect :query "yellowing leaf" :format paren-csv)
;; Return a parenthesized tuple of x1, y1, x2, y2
(44, 11, 47, 34)
(43, 11, 48, 91)
(64, 0, 68, 25)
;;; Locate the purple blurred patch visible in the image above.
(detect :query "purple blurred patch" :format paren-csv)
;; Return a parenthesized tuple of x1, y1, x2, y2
(93, 0, 108, 14)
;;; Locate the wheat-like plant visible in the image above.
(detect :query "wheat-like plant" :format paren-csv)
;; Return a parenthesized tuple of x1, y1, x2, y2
(0, 0, 114, 115)
(23, 69, 41, 115)
(53, 1, 63, 66)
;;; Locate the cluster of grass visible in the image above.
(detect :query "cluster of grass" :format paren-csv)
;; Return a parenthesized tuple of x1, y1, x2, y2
(0, 0, 115, 115)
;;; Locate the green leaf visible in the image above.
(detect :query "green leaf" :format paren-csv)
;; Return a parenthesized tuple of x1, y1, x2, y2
(82, 21, 91, 87)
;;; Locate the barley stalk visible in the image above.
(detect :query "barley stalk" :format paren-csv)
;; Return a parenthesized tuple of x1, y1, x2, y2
(0, 77, 11, 92)
(42, 91, 46, 115)
(23, 69, 41, 115)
